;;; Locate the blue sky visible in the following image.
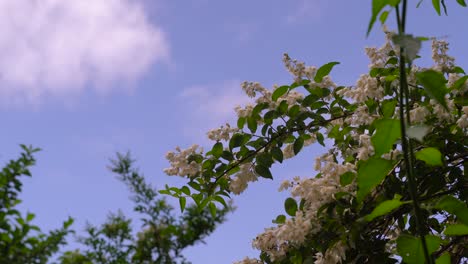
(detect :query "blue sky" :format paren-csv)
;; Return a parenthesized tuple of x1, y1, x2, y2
(1, 0, 466, 263)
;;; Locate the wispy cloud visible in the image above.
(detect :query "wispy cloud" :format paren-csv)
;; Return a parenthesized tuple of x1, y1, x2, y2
(0, 0, 169, 106)
(179, 80, 252, 141)
(286, 0, 322, 24)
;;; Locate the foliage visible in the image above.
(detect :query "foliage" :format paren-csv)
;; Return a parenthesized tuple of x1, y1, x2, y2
(163, 1, 468, 263)
(0, 145, 73, 264)
(59, 152, 233, 264)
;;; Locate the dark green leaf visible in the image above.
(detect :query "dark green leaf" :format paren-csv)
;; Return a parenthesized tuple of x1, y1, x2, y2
(397, 234, 441, 264)
(209, 202, 217, 218)
(314, 62, 340, 83)
(255, 165, 273, 179)
(416, 70, 449, 110)
(212, 142, 223, 158)
(364, 195, 405, 221)
(382, 100, 397, 118)
(284, 198, 298, 216)
(293, 136, 304, 155)
(456, 0, 467, 6)
(213, 195, 228, 208)
(247, 117, 257, 133)
(444, 224, 468, 235)
(271, 147, 284, 163)
(432, 0, 441, 15)
(181, 186, 191, 195)
(357, 158, 394, 203)
(379, 10, 389, 24)
(435, 252, 451, 264)
(367, 0, 400, 36)
(272, 85, 289, 101)
(229, 134, 244, 150)
(340, 172, 355, 187)
(415, 147, 443, 166)
(435, 196, 468, 225)
(26, 212, 35, 222)
(237, 117, 246, 129)
(273, 214, 286, 224)
(371, 118, 401, 156)
(450, 75, 468, 90)
(179, 197, 186, 212)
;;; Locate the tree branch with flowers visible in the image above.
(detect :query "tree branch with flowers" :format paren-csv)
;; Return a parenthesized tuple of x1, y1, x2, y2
(162, 1, 468, 263)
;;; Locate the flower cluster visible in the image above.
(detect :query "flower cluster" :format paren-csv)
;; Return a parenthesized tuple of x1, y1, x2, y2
(431, 39, 455, 72)
(229, 163, 258, 195)
(207, 123, 239, 141)
(163, 145, 203, 177)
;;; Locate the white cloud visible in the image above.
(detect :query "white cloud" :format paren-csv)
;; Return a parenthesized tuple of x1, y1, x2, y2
(0, 0, 169, 106)
(286, 0, 322, 24)
(180, 80, 252, 140)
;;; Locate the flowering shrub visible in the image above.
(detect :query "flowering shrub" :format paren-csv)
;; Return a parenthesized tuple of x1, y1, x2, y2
(163, 1, 467, 263)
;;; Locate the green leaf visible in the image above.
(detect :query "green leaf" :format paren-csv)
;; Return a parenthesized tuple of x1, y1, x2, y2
(181, 186, 191, 195)
(339, 172, 355, 187)
(432, 0, 441, 15)
(382, 100, 397, 118)
(371, 118, 401, 156)
(293, 136, 304, 155)
(26, 212, 35, 222)
(255, 165, 273, 179)
(435, 196, 468, 225)
(357, 158, 393, 203)
(209, 202, 217, 218)
(284, 198, 298, 216)
(229, 133, 244, 150)
(247, 117, 257, 133)
(450, 75, 468, 90)
(392, 34, 422, 61)
(272, 85, 289, 101)
(314, 62, 340, 83)
(416, 70, 449, 110)
(179, 197, 186, 212)
(273, 214, 286, 224)
(407, 125, 431, 142)
(271, 147, 284, 163)
(379, 10, 389, 24)
(213, 196, 228, 208)
(237, 117, 246, 129)
(397, 234, 442, 264)
(457, 0, 467, 6)
(435, 253, 451, 264)
(367, 0, 400, 36)
(364, 195, 405, 221)
(444, 224, 468, 235)
(415, 147, 443, 166)
(212, 142, 223, 158)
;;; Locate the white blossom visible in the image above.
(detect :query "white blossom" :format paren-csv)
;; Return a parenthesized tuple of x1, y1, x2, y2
(229, 163, 258, 195)
(242, 81, 268, 98)
(409, 103, 430, 123)
(233, 257, 263, 264)
(207, 123, 239, 141)
(163, 145, 203, 178)
(431, 39, 455, 72)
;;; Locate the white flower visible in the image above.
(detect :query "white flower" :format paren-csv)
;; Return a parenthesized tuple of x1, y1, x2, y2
(431, 39, 455, 72)
(456, 114, 468, 129)
(242, 81, 268, 98)
(207, 123, 238, 141)
(410, 104, 430, 123)
(163, 145, 203, 178)
(233, 257, 263, 264)
(229, 163, 258, 195)
(235, 104, 254, 118)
